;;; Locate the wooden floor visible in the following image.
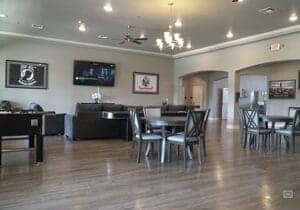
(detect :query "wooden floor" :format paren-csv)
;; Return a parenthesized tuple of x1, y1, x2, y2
(1, 121, 300, 210)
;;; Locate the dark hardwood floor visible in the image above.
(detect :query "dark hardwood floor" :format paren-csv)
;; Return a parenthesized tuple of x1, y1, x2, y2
(0, 121, 300, 210)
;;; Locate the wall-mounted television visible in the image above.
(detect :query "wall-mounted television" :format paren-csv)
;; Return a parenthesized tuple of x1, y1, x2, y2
(73, 60, 115, 86)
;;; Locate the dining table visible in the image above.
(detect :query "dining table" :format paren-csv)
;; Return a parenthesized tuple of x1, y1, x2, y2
(146, 116, 187, 163)
(261, 115, 294, 148)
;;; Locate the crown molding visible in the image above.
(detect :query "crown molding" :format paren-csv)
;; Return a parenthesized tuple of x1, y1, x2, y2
(0, 31, 172, 58)
(174, 25, 300, 59)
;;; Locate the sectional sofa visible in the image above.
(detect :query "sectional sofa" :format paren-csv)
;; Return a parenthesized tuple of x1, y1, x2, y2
(65, 103, 199, 140)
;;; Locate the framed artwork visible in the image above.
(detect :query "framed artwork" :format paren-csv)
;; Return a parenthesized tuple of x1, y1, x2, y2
(269, 80, 296, 99)
(133, 72, 159, 94)
(6, 60, 48, 89)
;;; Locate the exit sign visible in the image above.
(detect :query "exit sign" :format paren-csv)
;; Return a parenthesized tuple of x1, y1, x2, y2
(270, 43, 284, 52)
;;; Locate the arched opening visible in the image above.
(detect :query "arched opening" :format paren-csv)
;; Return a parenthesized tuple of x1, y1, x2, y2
(236, 60, 300, 115)
(180, 70, 229, 120)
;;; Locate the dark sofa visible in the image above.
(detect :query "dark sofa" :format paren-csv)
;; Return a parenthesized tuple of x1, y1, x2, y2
(65, 103, 199, 140)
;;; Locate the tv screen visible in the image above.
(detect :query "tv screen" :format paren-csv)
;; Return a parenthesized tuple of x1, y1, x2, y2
(73, 60, 115, 86)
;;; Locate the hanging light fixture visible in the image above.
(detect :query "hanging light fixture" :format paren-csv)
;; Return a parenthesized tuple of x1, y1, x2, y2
(156, 3, 188, 51)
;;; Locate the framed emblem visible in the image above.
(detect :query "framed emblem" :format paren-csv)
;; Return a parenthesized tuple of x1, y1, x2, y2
(133, 72, 159, 94)
(5, 60, 48, 89)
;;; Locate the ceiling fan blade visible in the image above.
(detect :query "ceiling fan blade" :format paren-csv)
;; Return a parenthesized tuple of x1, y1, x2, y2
(133, 40, 142, 45)
(134, 37, 148, 41)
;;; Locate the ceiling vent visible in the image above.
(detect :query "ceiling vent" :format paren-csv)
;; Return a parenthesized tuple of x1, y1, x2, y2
(31, 24, 45, 30)
(259, 7, 276, 15)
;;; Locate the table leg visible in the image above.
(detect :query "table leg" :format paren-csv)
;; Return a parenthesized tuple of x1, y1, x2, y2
(271, 122, 275, 150)
(29, 135, 35, 148)
(0, 137, 2, 166)
(36, 134, 43, 162)
(187, 146, 193, 160)
(145, 143, 152, 156)
(161, 126, 166, 163)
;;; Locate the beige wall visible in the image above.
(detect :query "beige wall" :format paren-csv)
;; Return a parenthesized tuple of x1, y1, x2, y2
(238, 61, 300, 115)
(174, 31, 300, 127)
(0, 36, 174, 114)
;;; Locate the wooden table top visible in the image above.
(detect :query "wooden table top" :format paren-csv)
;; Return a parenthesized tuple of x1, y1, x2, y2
(146, 116, 186, 127)
(262, 115, 293, 122)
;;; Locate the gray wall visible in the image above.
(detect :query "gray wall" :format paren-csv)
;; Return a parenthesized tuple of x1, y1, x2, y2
(238, 61, 300, 115)
(0, 36, 174, 114)
(174, 31, 300, 127)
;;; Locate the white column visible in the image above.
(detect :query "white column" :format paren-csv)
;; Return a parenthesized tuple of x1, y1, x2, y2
(227, 70, 239, 129)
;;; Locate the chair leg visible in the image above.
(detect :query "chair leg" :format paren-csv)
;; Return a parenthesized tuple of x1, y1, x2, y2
(291, 135, 296, 153)
(167, 143, 171, 162)
(197, 143, 201, 165)
(137, 142, 142, 163)
(202, 136, 207, 157)
(183, 144, 186, 168)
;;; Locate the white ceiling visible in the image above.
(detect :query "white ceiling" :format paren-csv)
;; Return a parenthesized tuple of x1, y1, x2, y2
(0, 0, 300, 55)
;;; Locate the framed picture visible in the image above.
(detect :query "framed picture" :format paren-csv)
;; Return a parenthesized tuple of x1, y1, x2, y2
(133, 72, 159, 94)
(6, 60, 48, 89)
(269, 80, 296, 99)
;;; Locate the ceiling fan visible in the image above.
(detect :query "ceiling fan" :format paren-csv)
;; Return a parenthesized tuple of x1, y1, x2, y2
(118, 25, 148, 45)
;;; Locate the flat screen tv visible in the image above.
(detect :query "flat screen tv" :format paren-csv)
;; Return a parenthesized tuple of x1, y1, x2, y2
(73, 60, 115, 86)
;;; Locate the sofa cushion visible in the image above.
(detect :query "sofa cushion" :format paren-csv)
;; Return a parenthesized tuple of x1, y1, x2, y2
(102, 104, 124, 111)
(75, 103, 103, 114)
(167, 105, 187, 111)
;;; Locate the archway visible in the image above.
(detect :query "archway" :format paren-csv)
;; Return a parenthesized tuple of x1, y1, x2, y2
(179, 70, 229, 120)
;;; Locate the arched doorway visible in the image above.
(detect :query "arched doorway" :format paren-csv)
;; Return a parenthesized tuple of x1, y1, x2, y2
(180, 71, 229, 120)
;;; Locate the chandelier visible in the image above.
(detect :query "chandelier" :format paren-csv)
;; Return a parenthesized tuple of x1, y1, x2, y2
(156, 3, 190, 51)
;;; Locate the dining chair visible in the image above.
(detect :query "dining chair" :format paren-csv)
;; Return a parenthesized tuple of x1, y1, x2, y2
(143, 107, 162, 133)
(244, 109, 271, 149)
(129, 109, 163, 163)
(200, 109, 210, 157)
(239, 108, 248, 147)
(166, 110, 206, 167)
(275, 110, 300, 152)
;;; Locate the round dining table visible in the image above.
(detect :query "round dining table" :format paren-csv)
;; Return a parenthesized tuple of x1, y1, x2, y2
(146, 116, 186, 163)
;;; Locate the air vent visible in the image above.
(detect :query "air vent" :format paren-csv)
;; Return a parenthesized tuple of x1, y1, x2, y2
(31, 24, 45, 30)
(259, 7, 276, 15)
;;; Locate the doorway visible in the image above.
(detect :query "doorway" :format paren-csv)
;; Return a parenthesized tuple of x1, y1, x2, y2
(191, 85, 204, 107)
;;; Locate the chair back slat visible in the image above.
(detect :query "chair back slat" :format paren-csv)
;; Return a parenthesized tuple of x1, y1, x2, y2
(289, 107, 300, 118)
(202, 109, 211, 131)
(129, 109, 142, 139)
(293, 110, 300, 130)
(243, 109, 259, 129)
(184, 110, 206, 139)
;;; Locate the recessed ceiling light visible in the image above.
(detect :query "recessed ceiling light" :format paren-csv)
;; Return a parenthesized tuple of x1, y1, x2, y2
(104, 3, 113, 12)
(0, 13, 8, 18)
(78, 20, 86, 32)
(97, 34, 108, 39)
(186, 42, 192, 49)
(31, 24, 45, 30)
(289, 13, 298, 22)
(226, 31, 234, 39)
(140, 33, 145, 38)
(175, 19, 182, 28)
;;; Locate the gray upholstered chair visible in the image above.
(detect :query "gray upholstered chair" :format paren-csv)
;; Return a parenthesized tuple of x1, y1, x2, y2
(200, 109, 210, 157)
(129, 109, 163, 163)
(275, 110, 300, 152)
(166, 110, 206, 167)
(244, 109, 271, 149)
